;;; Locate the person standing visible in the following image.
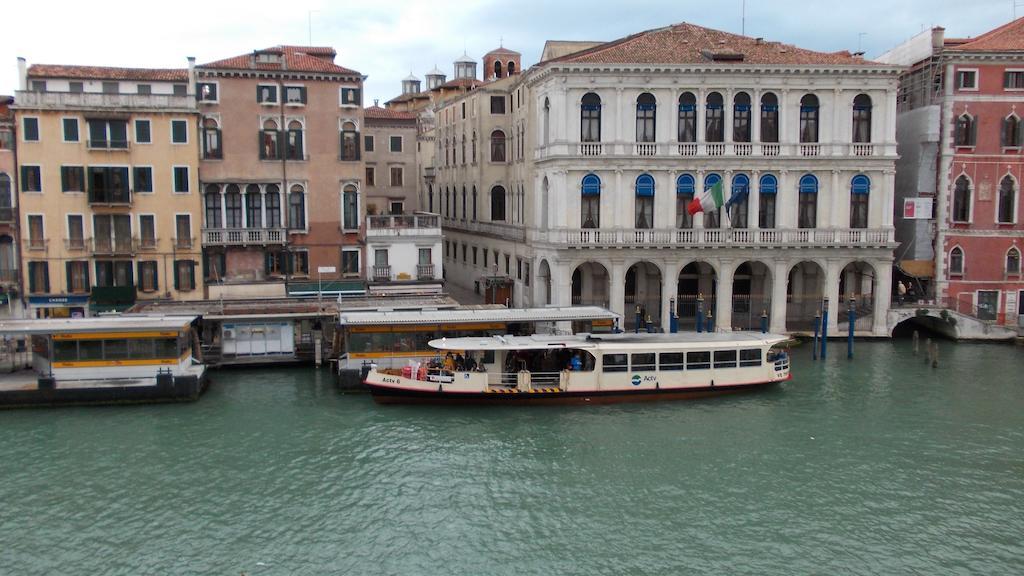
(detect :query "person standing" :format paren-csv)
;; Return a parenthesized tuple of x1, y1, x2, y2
(897, 280, 907, 305)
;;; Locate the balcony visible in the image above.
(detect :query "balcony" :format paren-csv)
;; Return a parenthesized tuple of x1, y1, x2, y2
(135, 236, 158, 251)
(536, 141, 894, 160)
(366, 213, 441, 238)
(442, 218, 526, 242)
(92, 237, 134, 256)
(536, 227, 896, 250)
(88, 190, 131, 205)
(87, 139, 130, 150)
(371, 265, 392, 282)
(65, 237, 88, 251)
(579, 143, 603, 156)
(174, 237, 195, 250)
(416, 264, 435, 281)
(24, 238, 48, 252)
(202, 227, 288, 247)
(14, 90, 196, 112)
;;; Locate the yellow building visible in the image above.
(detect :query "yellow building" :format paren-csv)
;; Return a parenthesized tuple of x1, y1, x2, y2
(14, 59, 204, 317)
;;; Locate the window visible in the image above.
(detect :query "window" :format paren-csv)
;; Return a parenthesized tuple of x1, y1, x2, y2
(28, 262, 49, 293)
(705, 92, 724, 142)
(739, 349, 762, 368)
(733, 92, 751, 142)
(955, 114, 976, 147)
(27, 215, 44, 249)
(390, 166, 403, 187)
(730, 174, 750, 228)
(138, 261, 159, 292)
(850, 175, 870, 229)
(286, 120, 304, 160)
(23, 117, 39, 141)
(631, 353, 656, 372)
(135, 119, 151, 144)
(88, 167, 130, 203)
(69, 82, 83, 93)
(257, 85, 278, 104)
(63, 118, 79, 142)
(490, 185, 506, 222)
(261, 119, 281, 159)
(173, 166, 190, 193)
(389, 136, 403, 152)
(340, 121, 360, 161)
(285, 86, 307, 105)
(602, 353, 627, 372)
(949, 247, 964, 276)
(203, 118, 222, 159)
(289, 185, 305, 230)
(760, 93, 779, 143)
(472, 186, 478, 220)
(30, 80, 46, 92)
(224, 184, 242, 228)
(137, 84, 152, 95)
(340, 87, 361, 106)
(636, 93, 656, 142)
(677, 92, 697, 142)
(197, 82, 218, 102)
(244, 184, 262, 228)
(635, 174, 654, 229)
(1005, 247, 1022, 276)
(364, 135, 375, 152)
(133, 166, 153, 193)
(686, 351, 711, 370)
(703, 174, 722, 229)
(139, 215, 156, 249)
(291, 251, 309, 276)
(174, 260, 196, 291)
(472, 132, 477, 162)
(799, 94, 819, 143)
(93, 260, 134, 288)
(472, 246, 478, 266)
(343, 185, 359, 230)
(952, 175, 971, 223)
(67, 215, 85, 250)
(102, 81, 118, 95)
(0, 175, 9, 222)
(997, 176, 1016, 224)
(852, 94, 872, 143)
(175, 214, 192, 248)
(87, 119, 128, 149)
(659, 352, 684, 371)
(1004, 71, 1024, 90)
(171, 119, 188, 144)
(61, 166, 85, 193)
(365, 166, 375, 186)
(0, 128, 12, 149)
(759, 174, 778, 229)
(957, 70, 977, 90)
(266, 185, 281, 228)
(676, 174, 695, 229)
(1002, 115, 1022, 148)
(490, 130, 506, 162)
(92, 215, 132, 254)
(204, 185, 222, 228)
(21, 166, 42, 192)
(581, 174, 601, 228)
(714, 350, 737, 369)
(798, 174, 818, 229)
(581, 92, 602, 142)
(66, 261, 89, 293)
(490, 95, 505, 114)
(341, 249, 360, 276)
(389, 201, 403, 215)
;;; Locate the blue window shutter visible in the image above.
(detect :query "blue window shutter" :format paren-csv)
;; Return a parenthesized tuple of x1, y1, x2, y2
(582, 174, 601, 196)
(705, 174, 722, 191)
(676, 174, 695, 195)
(636, 174, 655, 197)
(799, 175, 818, 194)
(851, 175, 870, 195)
(759, 175, 778, 194)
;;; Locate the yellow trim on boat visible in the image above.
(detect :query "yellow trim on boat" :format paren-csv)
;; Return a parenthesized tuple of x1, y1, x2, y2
(53, 331, 182, 341)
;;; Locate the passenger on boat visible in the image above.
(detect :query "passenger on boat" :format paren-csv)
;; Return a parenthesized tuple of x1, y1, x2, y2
(455, 353, 465, 371)
(443, 352, 455, 372)
(464, 355, 477, 372)
(570, 354, 583, 371)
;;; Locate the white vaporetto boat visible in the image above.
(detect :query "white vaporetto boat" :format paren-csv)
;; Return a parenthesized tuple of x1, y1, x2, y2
(364, 332, 791, 405)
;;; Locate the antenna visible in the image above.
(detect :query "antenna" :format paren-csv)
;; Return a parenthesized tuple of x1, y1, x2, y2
(307, 10, 320, 45)
(857, 32, 867, 53)
(742, 0, 746, 36)
(1015, 0, 1024, 19)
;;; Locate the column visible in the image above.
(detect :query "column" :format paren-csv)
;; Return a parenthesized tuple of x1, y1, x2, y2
(724, 88, 734, 146)
(614, 170, 625, 228)
(614, 87, 624, 154)
(872, 259, 893, 336)
(609, 259, 626, 320)
(752, 88, 761, 145)
(825, 258, 841, 333)
(661, 171, 677, 229)
(777, 170, 791, 229)
(717, 259, 735, 332)
(693, 170, 705, 230)
(750, 170, 761, 230)
(661, 260, 680, 333)
(697, 87, 706, 145)
(560, 87, 570, 146)
(770, 260, 789, 333)
(830, 169, 841, 229)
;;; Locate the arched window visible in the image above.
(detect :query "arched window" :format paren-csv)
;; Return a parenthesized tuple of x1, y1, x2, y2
(635, 174, 655, 229)
(949, 246, 964, 276)
(760, 93, 779, 143)
(998, 176, 1016, 224)
(730, 174, 750, 228)
(852, 94, 872, 143)
(677, 92, 697, 142)
(705, 92, 724, 142)
(460, 135, 466, 164)
(245, 184, 262, 228)
(1007, 247, 1022, 275)
(225, 184, 242, 228)
(471, 131, 477, 162)
(582, 174, 600, 228)
(340, 120, 360, 160)
(203, 117, 222, 159)
(491, 185, 506, 221)
(204, 184, 222, 228)
(342, 184, 359, 230)
(704, 174, 722, 228)
(850, 175, 870, 229)
(508, 61, 516, 75)
(543, 98, 550, 146)
(733, 92, 751, 143)
(0, 173, 10, 214)
(581, 93, 601, 142)
(288, 184, 305, 229)
(759, 174, 777, 229)
(798, 174, 818, 229)
(636, 93, 656, 142)
(472, 186, 478, 221)
(953, 175, 971, 223)
(955, 114, 976, 147)
(261, 118, 280, 159)
(0, 235, 14, 276)
(490, 130, 506, 162)
(676, 174, 695, 228)
(461, 186, 467, 221)
(799, 94, 819, 143)
(1002, 114, 1022, 148)
(494, 60, 502, 78)
(265, 184, 281, 227)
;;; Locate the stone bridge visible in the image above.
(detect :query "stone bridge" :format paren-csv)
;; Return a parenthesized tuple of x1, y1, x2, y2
(887, 306, 1018, 341)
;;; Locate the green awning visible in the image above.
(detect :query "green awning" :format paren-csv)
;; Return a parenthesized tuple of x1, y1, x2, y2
(287, 280, 366, 296)
(90, 286, 137, 306)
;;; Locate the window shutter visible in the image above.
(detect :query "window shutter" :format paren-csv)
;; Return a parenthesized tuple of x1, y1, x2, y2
(201, 253, 210, 280)
(173, 260, 180, 290)
(264, 252, 273, 275)
(259, 132, 266, 159)
(84, 263, 90, 290)
(285, 251, 294, 274)
(28, 263, 36, 293)
(354, 89, 361, 106)
(66, 262, 73, 292)
(1001, 119, 1008, 147)
(355, 132, 361, 160)
(970, 116, 978, 146)
(1018, 119, 1024, 148)
(126, 263, 134, 289)
(43, 263, 50, 292)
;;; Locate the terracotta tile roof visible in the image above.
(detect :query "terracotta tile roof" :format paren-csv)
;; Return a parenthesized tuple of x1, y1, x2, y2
(27, 64, 187, 81)
(550, 22, 881, 66)
(486, 47, 521, 56)
(385, 91, 430, 104)
(945, 17, 1024, 52)
(364, 105, 417, 120)
(199, 45, 360, 75)
(431, 77, 486, 91)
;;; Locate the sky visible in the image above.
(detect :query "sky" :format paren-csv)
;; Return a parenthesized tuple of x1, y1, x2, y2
(1, 0, 1020, 105)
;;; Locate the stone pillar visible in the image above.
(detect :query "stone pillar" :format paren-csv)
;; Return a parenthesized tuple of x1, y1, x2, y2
(777, 170, 791, 228)
(614, 169, 625, 228)
(872, 259, 893, 336)
(693, 170, 705, 230)
(614, 87, 624, 154)
(661, 260, 680, 333)
(724, 88, 734, 145)
(830, 169, 841, 229)
(609, 259, 626, 320)
(770, 260, 789, 333)
(749, 170, 761, 230)
(825, 259, 841, 333)
(717, 259, 735, 332)
(752, 88, 761, 144)
(697, 87, 706, 143)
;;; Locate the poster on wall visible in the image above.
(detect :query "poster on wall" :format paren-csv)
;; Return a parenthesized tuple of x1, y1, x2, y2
(903, 198, 934, 219)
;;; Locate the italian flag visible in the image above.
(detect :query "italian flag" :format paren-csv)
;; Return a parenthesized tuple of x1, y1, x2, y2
(687, 179, 724, 216)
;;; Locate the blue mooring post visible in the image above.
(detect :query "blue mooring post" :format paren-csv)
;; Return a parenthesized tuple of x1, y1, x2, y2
(670, 297, 678, 333)
(820, 297, 829, 359)
(847, 296, 855, 359)
(760, 310, 768, 334)
(696, 294, 704, 333)
(634, 304, 641, 334)
(812, 311, 820, 361)
(705, 311, 714, 333)
(645, 314, 653, 333)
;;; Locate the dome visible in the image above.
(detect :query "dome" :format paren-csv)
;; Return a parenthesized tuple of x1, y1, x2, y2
(403, 72, 419, 82)
(454, 52, 475, 64)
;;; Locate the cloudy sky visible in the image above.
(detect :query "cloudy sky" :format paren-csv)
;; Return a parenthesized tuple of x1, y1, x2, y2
(1, 0, 1018, 104)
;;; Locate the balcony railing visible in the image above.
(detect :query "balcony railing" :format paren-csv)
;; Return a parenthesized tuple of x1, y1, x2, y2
(202, 227, 288, 246)
(65, 237, 88, 251)
(707, 143, 725, 156)
(92, 237, 134, 255)
(760, 143, 780, 156)
(734, 143, 752, 156)
(88, 190, 131, 205)
(677, 143, 697, 156)
(372, 265, 392, 282)
(537, 141, 891, 160)
(25, 238, 48, 251)
(366, 213, 441, 237)
(135, 237, 158, 251)
(174, 237, 195, 250)
(538, 227, 895, 249)
(579, 143, 603, 156)
(416, 264, 435, 281)
(442, 218, 526, 242)
(635, 143, 657, 156)
(851, 143, 875, 156)
(87, 140, 130, 150)
(799, 144, 820, 157)
(14, 90, 196, 111)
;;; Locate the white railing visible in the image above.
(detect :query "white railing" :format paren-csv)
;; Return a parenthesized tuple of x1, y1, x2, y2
(544, 227, 895, 248)
(15, 90, 195, 111)
(443, 218, 526, 242)
(707, 143, 725, 156)
(800, 144, 821, 157)
(635, 143, 657, 156)
(852, 143, 874, 156)
(416, 264, 435, 280)
(579, 143, 603, 156)
(734, 143, 752, 156)
(677, 143, 697, 156)
(538, 141, 887, 160)
(366, 213, 441, 237)
(760, 143, 780, 156)
(202, 227, 288, 246)
(371, 265, 391, 282)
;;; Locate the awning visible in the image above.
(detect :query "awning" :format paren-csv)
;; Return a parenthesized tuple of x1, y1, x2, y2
(898, 259, 935, 278)
(288, 280, 366, 297)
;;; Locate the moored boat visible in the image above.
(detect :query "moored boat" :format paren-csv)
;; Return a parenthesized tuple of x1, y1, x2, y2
(364, 332, 791, 405)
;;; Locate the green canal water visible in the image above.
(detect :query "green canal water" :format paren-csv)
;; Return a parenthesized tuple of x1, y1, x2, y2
(1, 341, 1023, 575)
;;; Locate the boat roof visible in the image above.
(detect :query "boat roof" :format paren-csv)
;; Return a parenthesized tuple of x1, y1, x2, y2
(339, 306, 618, 326)
(429, 332, 789, 351)
(0, 315, 197, 335)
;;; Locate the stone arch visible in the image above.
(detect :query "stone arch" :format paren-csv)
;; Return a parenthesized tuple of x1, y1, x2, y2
(625, 261, 662, 331)
(676, 260, 718, 330)
(731, 260, 773, 331)
(786, 260, 826, 332)
(571, 261, 610, 309)
(838, 260, 877, 332)
(537, 259, 552, 306)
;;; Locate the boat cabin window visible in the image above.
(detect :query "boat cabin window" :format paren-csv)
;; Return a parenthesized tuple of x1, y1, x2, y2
(51, 337, 182, 363)
(659, 352, 684, 371)
(713, 350, 737, 369)
(739, 348, 762, 367)
(104, 339, 129, 360)
(602, 353, 628, 372)
(78, 340, 103, 361)
(631, 353, 656, 372)
(686, 351, 711, 370)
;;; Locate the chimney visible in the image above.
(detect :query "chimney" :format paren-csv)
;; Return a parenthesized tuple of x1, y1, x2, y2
(755, 37, 764, 44)
(17, 57, 27, 91)
(187, 56, 196, 96)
